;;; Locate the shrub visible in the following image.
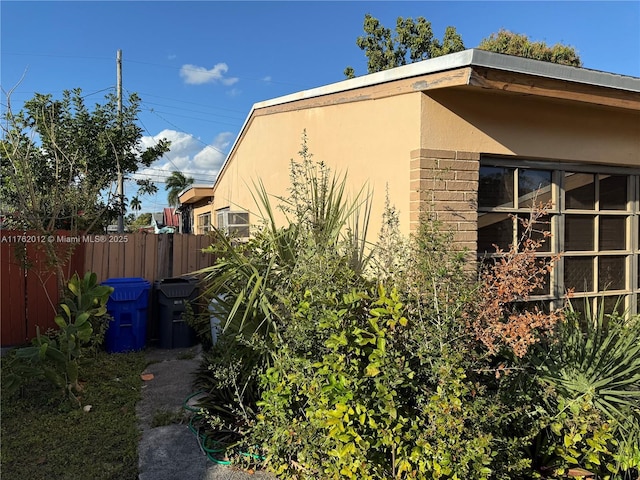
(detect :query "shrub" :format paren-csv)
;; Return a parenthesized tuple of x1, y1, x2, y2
(530, 301, 640, 478)
(4, 272, 113, 403)
(194, 137, 638, 479)
(253, 287, 507, 479)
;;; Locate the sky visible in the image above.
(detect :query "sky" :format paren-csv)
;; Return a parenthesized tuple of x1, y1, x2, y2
(2, 1, 639, 214)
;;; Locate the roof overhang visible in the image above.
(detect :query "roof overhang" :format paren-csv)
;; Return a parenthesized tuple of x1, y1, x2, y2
(255, 49, 639, 110)
(178, 185, 214, 205)
(215, 49, 640, 189)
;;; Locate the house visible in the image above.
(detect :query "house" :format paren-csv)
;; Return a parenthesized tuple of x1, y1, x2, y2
(150, 211, 175, 234)
(177, 185, 215, 234)
(163, 207, 180, 231)
(180, 49, 640, 315)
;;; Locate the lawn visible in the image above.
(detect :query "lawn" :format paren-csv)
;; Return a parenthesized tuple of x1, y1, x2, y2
(1, 350, 147, 480)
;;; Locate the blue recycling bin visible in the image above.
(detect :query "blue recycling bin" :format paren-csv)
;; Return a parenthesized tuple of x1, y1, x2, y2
(102, 277, 151, 353)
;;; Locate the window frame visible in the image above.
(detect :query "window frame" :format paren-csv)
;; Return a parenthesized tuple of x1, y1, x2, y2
(197, 212, 211, 234)
(216, 208, 250, 239)
(479, 156, 640, 315)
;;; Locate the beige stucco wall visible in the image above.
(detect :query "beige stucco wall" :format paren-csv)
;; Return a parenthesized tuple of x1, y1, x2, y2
(211, 82, 639, 243)
(212, 92, 423, 238)
(421, 88, 640, 165)
(193, 204, 213, 222)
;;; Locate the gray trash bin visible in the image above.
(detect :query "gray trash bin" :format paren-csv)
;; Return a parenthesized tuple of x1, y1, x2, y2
(154, 276, 199, 349)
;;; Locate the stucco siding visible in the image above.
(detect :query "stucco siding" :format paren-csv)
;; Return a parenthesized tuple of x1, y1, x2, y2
(212, 92, 423, 237)
(421, 89, 640, 166)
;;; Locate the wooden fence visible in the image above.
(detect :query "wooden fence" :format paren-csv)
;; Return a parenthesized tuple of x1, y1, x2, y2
(84, 232, 215, 285)
(1, 231, 216, 347)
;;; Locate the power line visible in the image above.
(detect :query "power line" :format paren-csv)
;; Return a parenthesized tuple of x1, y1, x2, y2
(131, 170, 217, 184)
(137, 167, 217, 180)
(3, 52, 113, 61)
(129, 175, 216, 185)
(4, 51, 312, 89)
(144, 108, 241, 127)
(132, 97, 223, 186)
(135, 91, 246, 114)
(133, 95, 229, 157)
(140, 100, 244, 121)
(81, 86, 115, 98)
(133, 108, 185, 173)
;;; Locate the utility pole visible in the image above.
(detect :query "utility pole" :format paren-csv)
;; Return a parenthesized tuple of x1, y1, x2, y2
(116, 49, 124, 233)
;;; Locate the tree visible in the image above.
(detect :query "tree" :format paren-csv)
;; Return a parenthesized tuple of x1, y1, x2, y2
(165, 171, 194, 208)
(344, 14, 465, 78)
(1, 87, 170, 298)
(1, 88, 170, 233)
(127, 212, 152, 231)
(345, 15, 581, 78)
(478, 29, 582, 67)
(130, 196, 142, 213)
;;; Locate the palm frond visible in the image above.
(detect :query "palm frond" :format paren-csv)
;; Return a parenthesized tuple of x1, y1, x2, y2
(534, 297, 640, 439)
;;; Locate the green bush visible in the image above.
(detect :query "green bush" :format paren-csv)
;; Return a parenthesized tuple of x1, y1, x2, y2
(194, 136, 639, 479)
(253, 287, 507, 479)
(4, 271, 113, 403)
(530, 301, 640, 478)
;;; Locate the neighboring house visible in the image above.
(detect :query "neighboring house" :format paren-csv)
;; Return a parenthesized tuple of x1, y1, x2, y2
(187, 49, 640, 315)
(178, 185, 215, 234)
(151, 211, 175, 234)
(163, 207, 180, 231)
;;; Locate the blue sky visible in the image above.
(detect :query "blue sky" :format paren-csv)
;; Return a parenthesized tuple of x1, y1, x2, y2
(2, 1, 639, 214)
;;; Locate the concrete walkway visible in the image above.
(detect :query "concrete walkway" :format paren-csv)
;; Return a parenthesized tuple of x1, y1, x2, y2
(137, 345, 273, 480)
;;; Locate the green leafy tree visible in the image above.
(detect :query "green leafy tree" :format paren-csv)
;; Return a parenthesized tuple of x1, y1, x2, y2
(345, 15, 581, 78)
(127, 212, 152, 231)
(344, 14, 465, 78)
(478, 29, 582, 67)
(165, 171, 194, 208)
(1, 88, 170, 233)
(0, 87, 169, 298)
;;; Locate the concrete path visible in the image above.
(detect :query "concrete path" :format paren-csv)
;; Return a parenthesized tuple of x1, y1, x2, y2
(137, 345, 273, 480)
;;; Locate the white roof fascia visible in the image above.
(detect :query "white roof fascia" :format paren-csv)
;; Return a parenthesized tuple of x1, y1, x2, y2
(253, 50, 476, 109)
(216, 49, 640, 189)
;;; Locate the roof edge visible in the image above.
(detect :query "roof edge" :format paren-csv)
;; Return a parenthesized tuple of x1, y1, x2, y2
(215, 49, 640, 192)
(254, 49, 639, 111)
(469, 49, 640, 93)
(254, 50, 476, 110)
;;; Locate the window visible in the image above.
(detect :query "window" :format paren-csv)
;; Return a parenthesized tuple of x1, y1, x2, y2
(197, 213, 211, 234)
(479, 159, 639, 315)
(216, 208, 250, 238)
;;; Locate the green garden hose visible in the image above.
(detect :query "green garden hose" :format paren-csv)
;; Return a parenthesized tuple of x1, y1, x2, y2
(183, 391, 264, 465)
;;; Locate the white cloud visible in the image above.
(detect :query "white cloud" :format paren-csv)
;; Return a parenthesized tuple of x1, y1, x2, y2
(213, 131, 233, 150)
(263, 75, 272, 82)
(130, 129, 236, 212)
(192, 132, 233, 169)
(180, 63, 239, 86)
(137, 129, 230, 183)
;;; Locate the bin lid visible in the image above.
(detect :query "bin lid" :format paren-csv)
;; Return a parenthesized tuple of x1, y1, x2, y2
(154, 276, 198, 286)
(154, 277, 199, 298)
(103, 277, 150, 286)
(102, 277, 151, 302)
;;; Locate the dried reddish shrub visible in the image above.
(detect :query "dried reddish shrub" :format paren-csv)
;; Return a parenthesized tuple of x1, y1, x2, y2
(471, 203, 564, 358)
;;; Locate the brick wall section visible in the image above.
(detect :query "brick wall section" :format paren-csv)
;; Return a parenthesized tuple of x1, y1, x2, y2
(410, 149, 480, 253)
